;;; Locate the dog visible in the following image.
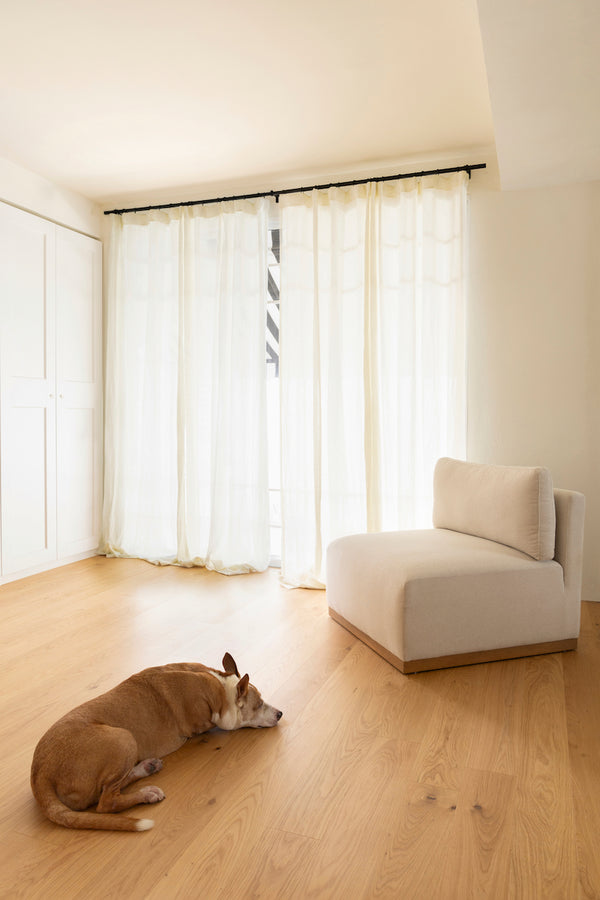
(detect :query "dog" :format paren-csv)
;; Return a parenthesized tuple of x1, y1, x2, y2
(31, 653, 282, 832)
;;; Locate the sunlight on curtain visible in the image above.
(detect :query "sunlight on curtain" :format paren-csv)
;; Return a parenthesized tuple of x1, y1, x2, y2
(279, 173, 468, 588)
(101, 199, 271, 573)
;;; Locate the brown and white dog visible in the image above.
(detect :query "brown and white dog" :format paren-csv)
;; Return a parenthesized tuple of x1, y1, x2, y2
(31, 653, 282, 832)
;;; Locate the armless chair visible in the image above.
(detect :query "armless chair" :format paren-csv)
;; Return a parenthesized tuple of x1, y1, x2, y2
(327, 458, 585, 674)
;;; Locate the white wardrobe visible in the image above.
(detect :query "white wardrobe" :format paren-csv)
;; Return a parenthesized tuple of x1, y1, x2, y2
(0, 201, 102, 583)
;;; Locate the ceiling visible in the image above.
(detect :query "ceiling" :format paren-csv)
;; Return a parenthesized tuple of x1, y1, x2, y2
(0, 0, 597, 207)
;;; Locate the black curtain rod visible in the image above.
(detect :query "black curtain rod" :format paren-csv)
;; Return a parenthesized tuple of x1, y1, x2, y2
(103, 163, 486, 216)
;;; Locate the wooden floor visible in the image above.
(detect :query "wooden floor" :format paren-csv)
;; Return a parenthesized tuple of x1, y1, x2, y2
(1, 557, 600, 899)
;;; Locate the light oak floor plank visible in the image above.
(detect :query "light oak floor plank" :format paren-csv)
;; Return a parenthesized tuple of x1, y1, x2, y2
(508, 654, 579, 899)
(0, 556, 597, 899)
(564, 601, 600, 900)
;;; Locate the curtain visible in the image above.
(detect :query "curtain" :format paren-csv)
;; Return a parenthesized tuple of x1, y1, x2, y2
(279, 173, 468, 588)
(101, 198, 270, 574)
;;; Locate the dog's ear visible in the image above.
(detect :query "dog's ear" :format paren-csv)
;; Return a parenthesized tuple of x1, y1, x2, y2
(236, 674, 250, 700)
(223, 653, 240, 677)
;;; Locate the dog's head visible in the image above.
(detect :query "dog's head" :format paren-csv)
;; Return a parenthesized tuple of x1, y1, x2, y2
(233, 673, 283, 728)
(215, 653, 283, 730)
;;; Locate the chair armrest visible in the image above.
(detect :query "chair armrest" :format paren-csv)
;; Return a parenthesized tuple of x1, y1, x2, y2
(554, 488, 585, 604)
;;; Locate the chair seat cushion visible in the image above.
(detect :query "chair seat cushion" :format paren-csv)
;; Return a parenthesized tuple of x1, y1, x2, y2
(327, 529, 573, 663)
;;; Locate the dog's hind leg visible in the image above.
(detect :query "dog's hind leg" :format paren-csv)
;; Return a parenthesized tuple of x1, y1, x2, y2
(96, 758, 165, 813)
(97, 757, 166, 814)
(97, 780, 165, 813)
(89, 727, 166, 814)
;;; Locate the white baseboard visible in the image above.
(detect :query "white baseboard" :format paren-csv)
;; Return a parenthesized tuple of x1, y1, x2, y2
(0, 550, 99, 586)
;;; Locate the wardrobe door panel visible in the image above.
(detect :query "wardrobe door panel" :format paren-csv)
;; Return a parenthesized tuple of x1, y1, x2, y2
(1, 406, 55, 571)
(56, 228, 102, 558)
(0, 204, 57, 574)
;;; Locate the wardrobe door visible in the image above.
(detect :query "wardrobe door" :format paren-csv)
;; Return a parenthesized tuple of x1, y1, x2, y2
(55, 227, 102, 558)
(0, 203, 57, 574)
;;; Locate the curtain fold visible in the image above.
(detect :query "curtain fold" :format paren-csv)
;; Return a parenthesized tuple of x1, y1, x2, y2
(279, 173, 468, 588)
(101, 198, 270, 573)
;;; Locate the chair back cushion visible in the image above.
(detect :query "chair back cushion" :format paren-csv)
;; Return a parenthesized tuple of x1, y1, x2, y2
(433, 458, 555, 560)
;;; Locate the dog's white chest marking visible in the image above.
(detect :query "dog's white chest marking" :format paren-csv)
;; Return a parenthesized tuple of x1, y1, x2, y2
(210, 673, 241, 730)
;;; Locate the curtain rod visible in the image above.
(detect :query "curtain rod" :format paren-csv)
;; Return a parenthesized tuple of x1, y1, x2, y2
(103, 163, 486, 216)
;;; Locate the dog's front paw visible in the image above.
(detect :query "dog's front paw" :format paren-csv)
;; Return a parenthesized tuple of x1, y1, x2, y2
(142, 758, 163, 775)
(141, 785, 165, 804)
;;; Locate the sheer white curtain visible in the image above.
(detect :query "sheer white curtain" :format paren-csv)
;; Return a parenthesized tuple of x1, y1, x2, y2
(279, 173, 468, 588)
(101, 198, 271, 573)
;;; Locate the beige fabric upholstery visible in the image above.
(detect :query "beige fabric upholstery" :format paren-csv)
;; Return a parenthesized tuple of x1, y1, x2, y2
(433, 457, 556, 560)
(327, 459, 585, 672)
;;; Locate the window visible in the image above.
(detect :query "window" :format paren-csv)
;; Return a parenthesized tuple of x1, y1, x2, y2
(266, 228, 281, 564)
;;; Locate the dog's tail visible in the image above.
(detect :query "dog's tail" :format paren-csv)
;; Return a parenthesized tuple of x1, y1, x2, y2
(31, 776, 154, 832)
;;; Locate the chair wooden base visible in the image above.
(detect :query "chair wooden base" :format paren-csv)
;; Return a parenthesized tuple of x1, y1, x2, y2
(328, 608, 578, 674)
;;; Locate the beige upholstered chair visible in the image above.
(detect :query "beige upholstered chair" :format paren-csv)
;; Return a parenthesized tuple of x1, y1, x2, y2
(327, 458, 585, 674)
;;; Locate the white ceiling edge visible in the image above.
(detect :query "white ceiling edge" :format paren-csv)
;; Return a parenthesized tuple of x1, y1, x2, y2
(100, 144, 499, 212)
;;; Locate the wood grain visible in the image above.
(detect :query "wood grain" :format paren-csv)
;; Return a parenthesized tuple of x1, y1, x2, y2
(563, 601, 600, 899)
(0, 556, 597, 899)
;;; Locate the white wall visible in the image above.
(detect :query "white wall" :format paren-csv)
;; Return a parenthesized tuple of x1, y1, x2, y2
(469, 173, 600, 601)
(0, 156, 102, 238)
